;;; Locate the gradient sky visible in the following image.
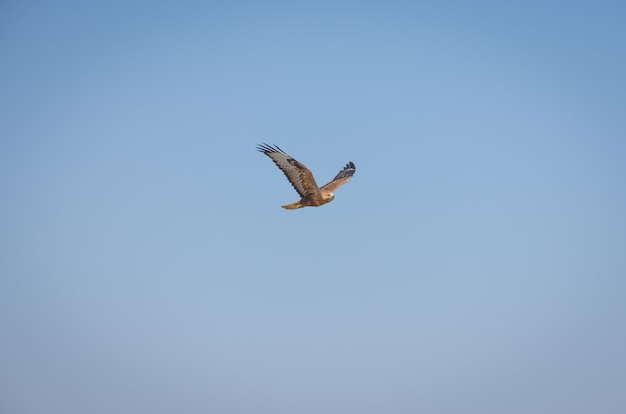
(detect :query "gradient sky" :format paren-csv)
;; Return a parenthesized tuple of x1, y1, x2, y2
(1, 1, 625, 413)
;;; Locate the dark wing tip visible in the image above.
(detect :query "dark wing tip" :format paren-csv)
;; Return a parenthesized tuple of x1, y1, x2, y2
(257, 143, 287, 154)
(332, 161, 356, 181)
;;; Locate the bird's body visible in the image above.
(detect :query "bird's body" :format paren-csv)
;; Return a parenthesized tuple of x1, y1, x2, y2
(257, 143, 356, 209)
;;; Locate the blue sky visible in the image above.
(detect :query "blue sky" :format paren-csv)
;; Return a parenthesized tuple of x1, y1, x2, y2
(1, 1, 625, 413)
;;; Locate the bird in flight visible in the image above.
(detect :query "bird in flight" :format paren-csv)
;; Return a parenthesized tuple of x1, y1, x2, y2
(257, 143, 356, 209)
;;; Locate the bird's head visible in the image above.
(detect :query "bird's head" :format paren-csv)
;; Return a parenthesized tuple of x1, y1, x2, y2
(322, 192, 335, 202)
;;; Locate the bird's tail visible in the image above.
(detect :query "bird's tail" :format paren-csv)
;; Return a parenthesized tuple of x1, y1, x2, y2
(281, 201, 304, 210)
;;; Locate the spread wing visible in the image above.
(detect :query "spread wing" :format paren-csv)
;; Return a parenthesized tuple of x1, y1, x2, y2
(257, 143, 320, 197)
(320, 161, 356, 193)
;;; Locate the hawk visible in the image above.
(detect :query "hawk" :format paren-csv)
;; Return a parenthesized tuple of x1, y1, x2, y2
(257, 143, 356, 209)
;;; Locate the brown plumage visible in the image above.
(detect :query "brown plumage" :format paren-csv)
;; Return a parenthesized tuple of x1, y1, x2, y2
(257, 143, 356, 209)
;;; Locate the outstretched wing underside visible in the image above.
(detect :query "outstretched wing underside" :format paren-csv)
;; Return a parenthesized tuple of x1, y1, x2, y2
(320, 161, 356, 193)
(257, 143, 320, 197)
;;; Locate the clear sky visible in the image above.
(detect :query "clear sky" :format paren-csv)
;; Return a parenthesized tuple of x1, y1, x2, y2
(1, 1, 625, 413)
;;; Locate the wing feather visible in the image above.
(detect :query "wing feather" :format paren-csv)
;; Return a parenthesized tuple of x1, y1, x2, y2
(320, 161, 356, 193)
(257, 144, 320, 198)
